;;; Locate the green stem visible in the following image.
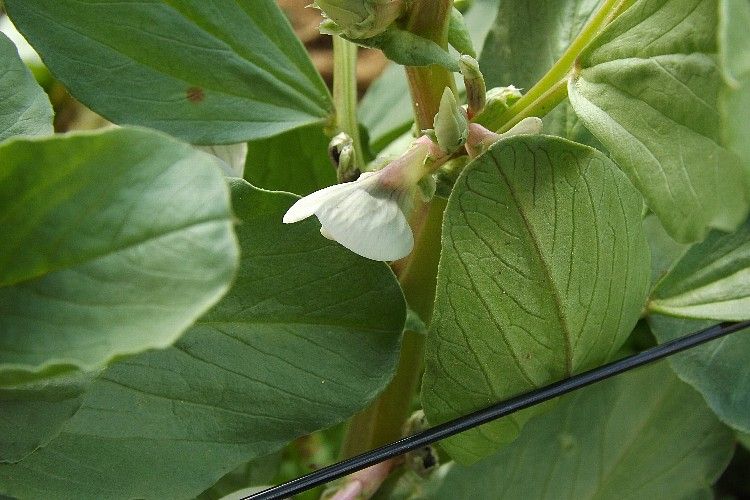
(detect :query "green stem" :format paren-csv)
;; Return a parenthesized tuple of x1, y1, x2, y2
(340, 199, 446, 458)
(498, 79, 569, 133)
(333, 35, 366, 169)
(340, 0, 454, 463)
(404, 0, 456, 130)
(487, 0, 632, 132)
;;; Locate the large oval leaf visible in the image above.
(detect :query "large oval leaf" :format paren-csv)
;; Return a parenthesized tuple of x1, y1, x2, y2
(0, 32, 52, 141)
(5, 0, 332, 144)
(433, 362, 734, 499)
(568, 0, 749, 243)
(0, 181, 405, 499)
(0, 128, 238, 383)
(421, 135, 650, 463)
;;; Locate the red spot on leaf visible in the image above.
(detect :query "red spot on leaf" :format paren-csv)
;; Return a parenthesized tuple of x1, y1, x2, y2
(186, 86, 205, 103)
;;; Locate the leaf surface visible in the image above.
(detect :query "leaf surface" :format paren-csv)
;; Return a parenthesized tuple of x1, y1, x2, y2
(421, 135, 650, 462)
(719, 0, 750, 177)
(650, 220, 750, 320)
(0, 32, 52, 141)
(0, 181, 405, 499)
(0, 371, 91, 463)
(433, 363, 734, 499)
(5, 0, 332, 144)
(569, 0, 749, 242)
(649, 316, 750, 434)
(0, 128, 238, 383)
(244, 124, 336, 196)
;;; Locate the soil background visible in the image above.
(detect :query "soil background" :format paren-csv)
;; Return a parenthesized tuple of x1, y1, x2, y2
(277, 0, 389, 95)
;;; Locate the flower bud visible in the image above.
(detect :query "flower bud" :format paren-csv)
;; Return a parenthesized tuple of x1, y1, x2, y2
(433, 87, 469, 155)
(465, 117, 543, 157)
(448, 7, 476, 58)
(314, 0, 408, 39)
(328, 132, 360, 183)
(472, 85, 523, 128)
(459, 55, 486, 118)
(403, 411, 439, 478)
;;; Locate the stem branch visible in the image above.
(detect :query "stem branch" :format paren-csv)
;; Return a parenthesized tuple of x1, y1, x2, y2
(404, 0, 456, 131)
(498, 79, 568, 133)
(486, 0, 632, 132)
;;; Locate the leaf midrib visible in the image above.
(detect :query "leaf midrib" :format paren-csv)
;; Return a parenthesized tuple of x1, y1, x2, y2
(1, 216, 231, 288)
(490, 146, 575, 376)
(15, 3, 326, 118)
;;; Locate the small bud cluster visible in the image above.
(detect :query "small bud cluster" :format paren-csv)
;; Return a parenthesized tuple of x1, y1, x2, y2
(328, 132, 360, 183)
(313, 0, 408, 39)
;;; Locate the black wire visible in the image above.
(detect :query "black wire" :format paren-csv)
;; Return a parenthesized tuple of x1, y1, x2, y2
(245, 320, 750, 500)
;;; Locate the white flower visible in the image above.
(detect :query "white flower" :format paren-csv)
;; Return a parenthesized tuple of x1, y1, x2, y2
(283, 170, 415, 261)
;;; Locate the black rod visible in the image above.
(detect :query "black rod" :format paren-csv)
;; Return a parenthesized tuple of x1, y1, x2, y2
(245, 320, 749, 500)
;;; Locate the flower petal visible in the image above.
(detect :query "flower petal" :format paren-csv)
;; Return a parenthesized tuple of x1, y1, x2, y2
(499, 117, 543, 138)
(319, 227, 336, 240)
(317, 184, 413, 261)
(283, 182, 354, 224)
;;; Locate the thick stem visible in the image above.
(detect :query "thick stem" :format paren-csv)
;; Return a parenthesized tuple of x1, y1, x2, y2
(498, 79, 569, 133)
(404, 0, 456, 131)
(333, 36, 366, 169)
(485, 0, 632, 132)
(339, 0, 453, 474)
(340, 199, 446, 459)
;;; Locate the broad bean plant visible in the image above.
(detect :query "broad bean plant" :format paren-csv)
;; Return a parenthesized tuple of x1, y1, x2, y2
(1, 0, 749, 498)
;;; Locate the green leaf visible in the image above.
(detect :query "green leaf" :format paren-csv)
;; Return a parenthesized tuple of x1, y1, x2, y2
(568, 0, 749, 243)
(0, 128, 238, 383)
(197, 453, 281, 500)
(0, 32, 53, 141)
(358, 64, 414, 154)
(5, 0, 332, 144)
(448, 8, 476, 58)
(479, 0, 603, 144)
(198, 143, 248, 178)
(480, 0, 601, 90)
(647, 221, 750, 433)
(421, 135, 650, 463)
(217, 487, 268, 500)
(0, 181, 405, 499)
(740, 432, 750, 449)
(649, 219, 750, 320)
(644, 214, 689, 289)
(0, 371, 92, 463)
(347, 28, 460, 72)
(432, 362, 734, 499)
(460, 0, 502, 58)
(649, 315, 750, 434)
(244, 124, 336, 196)
(719, 0, 750, 176)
